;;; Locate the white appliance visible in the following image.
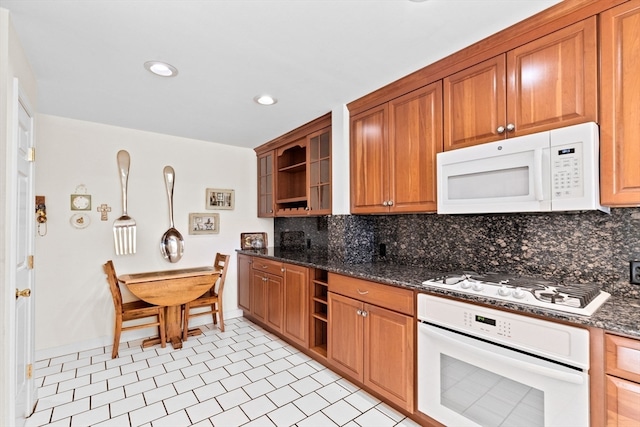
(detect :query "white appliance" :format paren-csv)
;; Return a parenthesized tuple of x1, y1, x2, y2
(417, 294, 591, 427)
(437, 122, 610, 214)
(422, 272, 610, 316)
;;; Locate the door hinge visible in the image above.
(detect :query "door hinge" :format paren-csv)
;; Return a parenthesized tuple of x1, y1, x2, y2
(27, 255, 34, 269)
(28, 147, 35, 162)
(27, 364, 33, 379)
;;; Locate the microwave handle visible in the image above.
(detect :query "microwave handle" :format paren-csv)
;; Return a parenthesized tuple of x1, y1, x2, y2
(534, 148, 544, 201)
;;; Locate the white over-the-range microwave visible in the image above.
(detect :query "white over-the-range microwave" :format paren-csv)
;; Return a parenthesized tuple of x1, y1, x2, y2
(437, 122, 610, 215)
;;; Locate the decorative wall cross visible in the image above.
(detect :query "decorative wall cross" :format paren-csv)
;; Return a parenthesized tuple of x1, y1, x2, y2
(97, 204, 112, 221)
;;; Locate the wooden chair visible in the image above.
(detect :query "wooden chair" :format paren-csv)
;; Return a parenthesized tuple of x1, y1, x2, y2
(183, 253, 230, 338)
(103, 260, 166, 358)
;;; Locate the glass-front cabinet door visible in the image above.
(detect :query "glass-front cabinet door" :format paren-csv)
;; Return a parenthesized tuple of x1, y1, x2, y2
(258, 151, 275, 217)
(307, 128, 331, 215)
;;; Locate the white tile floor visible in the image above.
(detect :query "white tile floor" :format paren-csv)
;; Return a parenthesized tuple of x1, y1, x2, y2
(27, 317, 422, 427)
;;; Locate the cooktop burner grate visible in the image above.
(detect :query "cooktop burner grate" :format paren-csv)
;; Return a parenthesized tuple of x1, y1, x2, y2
(422, 272, 610, 316)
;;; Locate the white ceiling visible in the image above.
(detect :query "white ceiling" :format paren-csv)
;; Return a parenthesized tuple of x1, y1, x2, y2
(1, 0, 560, 149)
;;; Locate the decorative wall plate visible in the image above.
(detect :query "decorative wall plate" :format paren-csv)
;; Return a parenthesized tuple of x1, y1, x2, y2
(70, 213, 91, 229)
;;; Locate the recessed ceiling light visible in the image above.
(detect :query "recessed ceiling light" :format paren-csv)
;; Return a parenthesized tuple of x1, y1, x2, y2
(254, 95, 277, 105)
(144, 61, 178, 77)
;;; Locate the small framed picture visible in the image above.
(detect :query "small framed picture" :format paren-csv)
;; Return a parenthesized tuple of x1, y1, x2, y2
(188, 213, 220, 235)
(206, 188, 234, 210)
(240, 232, 268, 250)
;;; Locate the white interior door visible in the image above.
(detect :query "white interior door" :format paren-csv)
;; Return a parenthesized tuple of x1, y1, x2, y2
(14, 79, 36, 424)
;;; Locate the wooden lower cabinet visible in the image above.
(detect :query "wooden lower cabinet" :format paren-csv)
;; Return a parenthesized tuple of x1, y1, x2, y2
(237, 254, 251, 312)
(605, 333, 640, 426)
(238, 255, 308, 344)
(327, 291, 415, 412)
(282, 263, 309, 348)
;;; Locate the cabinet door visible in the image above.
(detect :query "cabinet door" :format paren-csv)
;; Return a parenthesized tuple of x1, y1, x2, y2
(600, 1, 640, 206)
(265, 273, 283, 333)
(250, 271, 267, 323)
(363, 303, 414, 412)
(350, 104, 389, 214)
(327, 292, 364, 380)
(607, 376, 640, 426)
(237, 254, 252, 312)
(388, 82, 443, 213)
(283, 264, 309, 347)
(257, 152, 275, 217)
(443, 55, 507, 150)
(507, 17, 597, 137)
(307, 128, 332, 215)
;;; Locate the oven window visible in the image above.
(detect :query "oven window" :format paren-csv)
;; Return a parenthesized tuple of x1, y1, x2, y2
(441, 354, 544, 426)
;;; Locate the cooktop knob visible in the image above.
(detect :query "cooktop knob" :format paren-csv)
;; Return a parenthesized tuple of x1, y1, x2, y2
(472, 282, 484, 291)
(513, 287, 526, 299)
(498, 286, 511, 296)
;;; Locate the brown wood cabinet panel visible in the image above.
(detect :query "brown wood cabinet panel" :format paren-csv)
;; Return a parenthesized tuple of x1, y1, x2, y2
(328, 273, 414, 316)
(388, 82, 443, 212)
(606, 334, 640, 383)
(307, 128, 332, 215)
(350, 105, 389, 214)
(237, 254, 251, 312)
(444, 55, 507, 149)
(507, 17, 597, 136)
(327, 292, 364, 380)
(257, 151, 275, 217)
(283, 263, 309, 348)
(265, 274, 283, 333)
(600, 0, 640, 206)
(443, 18, 596, 151)
(607, 376, 640, 426)
(250, 270, 267, 323)
(364, 303, 414, 411)
(252, 258, 283, 277)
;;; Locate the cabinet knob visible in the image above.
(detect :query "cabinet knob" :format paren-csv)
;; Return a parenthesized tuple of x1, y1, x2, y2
(388, 200, 393, 206)
(356, 309, 362, 316)
(305, 207, 310, 211)
(497, 126, 505, 134)
(382, 201, 388, 206)
(361, 310, 368, 318)
(357, 289, 369, 295)
(506, 123, 515, 132)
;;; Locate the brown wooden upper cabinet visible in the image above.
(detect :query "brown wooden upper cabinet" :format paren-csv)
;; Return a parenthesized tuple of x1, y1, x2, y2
(257, 151, 275, 217)
(255, 113, 331, 217)
(443, 17, 597, 150)
(600, 0, 640, 207)
(350, 81, 443, 214)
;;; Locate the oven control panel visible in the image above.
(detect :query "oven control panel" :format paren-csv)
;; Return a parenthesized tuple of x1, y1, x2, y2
(463, 311, 512, 337)
(417, 294, 589, 368)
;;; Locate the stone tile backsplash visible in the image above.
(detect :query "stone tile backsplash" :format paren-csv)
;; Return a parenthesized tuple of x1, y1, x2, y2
(275, 208, 640, 298)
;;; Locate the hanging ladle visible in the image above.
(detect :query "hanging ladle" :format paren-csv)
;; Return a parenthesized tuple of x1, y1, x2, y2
(160, 166, 184, 263)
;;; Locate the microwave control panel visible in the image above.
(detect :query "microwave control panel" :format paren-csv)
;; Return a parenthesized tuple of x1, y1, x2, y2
(551, 142, 583, 199)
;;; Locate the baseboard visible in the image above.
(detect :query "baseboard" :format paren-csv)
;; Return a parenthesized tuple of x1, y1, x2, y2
(35, 309, 244, 361)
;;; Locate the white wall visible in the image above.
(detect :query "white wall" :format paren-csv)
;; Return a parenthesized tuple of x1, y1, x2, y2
(34, 114, 273, 358)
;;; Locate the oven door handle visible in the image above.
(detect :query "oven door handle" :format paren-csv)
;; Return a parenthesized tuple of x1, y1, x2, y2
(421, 323, 585, 385)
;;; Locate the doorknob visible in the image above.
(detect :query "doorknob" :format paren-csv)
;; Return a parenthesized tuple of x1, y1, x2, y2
(16, 288, 31, 299)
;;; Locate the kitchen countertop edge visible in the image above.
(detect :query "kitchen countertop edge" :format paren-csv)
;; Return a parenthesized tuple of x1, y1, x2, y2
(237, 248, 640, 339)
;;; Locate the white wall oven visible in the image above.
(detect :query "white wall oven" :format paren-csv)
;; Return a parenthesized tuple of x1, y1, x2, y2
(417, 294, 590, 427)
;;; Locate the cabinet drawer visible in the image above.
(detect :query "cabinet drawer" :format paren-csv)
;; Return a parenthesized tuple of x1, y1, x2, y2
(606, 334, 640, 383)
(252, 258, 283, 276)
(328, 273, 414, 316)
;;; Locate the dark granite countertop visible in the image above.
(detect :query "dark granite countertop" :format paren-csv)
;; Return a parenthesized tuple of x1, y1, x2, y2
(237, 247, 640, 339)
